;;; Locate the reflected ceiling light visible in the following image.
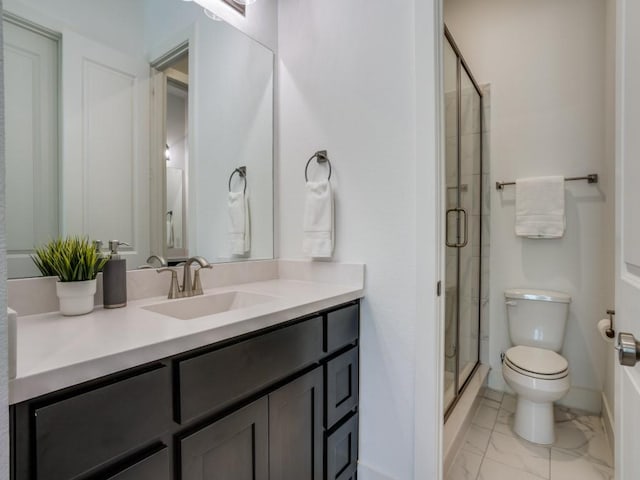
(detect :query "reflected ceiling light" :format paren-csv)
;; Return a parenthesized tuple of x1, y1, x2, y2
(232, 0, 257, 5)
(203, 8, 223, 21)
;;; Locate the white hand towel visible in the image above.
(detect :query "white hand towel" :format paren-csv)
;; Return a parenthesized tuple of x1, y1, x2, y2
(303, 180, 334, 258)
(515, 176, 565, 238)
(228, 191, 251, 255)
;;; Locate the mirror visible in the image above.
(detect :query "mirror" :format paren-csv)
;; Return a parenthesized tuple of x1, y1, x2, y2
(3, 0, 274, 278)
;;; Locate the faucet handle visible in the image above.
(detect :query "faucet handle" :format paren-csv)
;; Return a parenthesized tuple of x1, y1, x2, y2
(192, 264, 212, 296)
(157, 268, 181, 299)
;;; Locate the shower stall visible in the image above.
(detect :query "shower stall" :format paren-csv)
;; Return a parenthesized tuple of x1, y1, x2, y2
(443, 26, 484, 418)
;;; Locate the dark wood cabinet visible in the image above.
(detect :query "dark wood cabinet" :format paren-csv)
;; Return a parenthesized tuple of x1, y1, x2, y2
(177, 316, 323, 423)
(11, 301, 360, 480)
(326, 347, 359, 429)
(326, 413, 358, 480)
(180, 398, 268, 480)
(106, 447, 171, 480)
(33, 364, 172, 480)
(269, 368, 323, 480)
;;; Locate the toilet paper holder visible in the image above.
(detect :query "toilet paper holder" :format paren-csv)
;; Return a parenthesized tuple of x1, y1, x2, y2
(605, 309, 615, 339)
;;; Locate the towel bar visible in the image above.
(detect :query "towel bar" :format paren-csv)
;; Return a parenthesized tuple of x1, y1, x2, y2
(495, 174, 598, 191)
(305, 150, 332, 182)
(228, 166, 247, 194)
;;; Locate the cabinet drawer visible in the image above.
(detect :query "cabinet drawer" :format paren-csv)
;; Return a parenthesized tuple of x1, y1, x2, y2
(34, 365, 172, 480)
(326, 413, 359, 480)
(326, 347, 359, 429)
(178, 317, 323, 423)
(326, 304, 359, 353)
(107, 446, 170, 480)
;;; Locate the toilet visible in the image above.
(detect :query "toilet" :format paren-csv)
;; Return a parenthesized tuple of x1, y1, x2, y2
(502, 288, 571, 445)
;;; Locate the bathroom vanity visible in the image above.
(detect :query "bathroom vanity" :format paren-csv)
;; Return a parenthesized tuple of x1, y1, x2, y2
(12, 301, 359, 480)
(8, 262, 363, 480)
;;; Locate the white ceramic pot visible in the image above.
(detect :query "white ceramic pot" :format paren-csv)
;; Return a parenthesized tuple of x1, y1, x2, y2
(56, 279, 97, 316)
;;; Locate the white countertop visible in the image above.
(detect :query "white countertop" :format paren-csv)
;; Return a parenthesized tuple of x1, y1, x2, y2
(10, 278, 364, 404)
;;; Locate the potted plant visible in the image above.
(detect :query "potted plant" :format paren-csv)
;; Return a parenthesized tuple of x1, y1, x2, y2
(31, 236, 110, 316)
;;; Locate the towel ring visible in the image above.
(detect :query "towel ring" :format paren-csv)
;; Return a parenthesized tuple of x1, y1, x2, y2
(228, 166, 247, 194)
(304, 150, 332, 182)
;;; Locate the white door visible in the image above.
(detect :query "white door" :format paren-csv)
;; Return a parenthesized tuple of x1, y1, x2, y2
(615, 0, 640, 478)
(3, 19, 59, 278)
(60, 30, 151, 269)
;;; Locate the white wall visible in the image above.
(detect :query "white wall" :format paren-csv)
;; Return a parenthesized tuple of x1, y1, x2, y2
(445, 0, 614, 412)
(186, 0, 277, 52)
(0, 3, 9, 477)
(278, 0, 440, 478)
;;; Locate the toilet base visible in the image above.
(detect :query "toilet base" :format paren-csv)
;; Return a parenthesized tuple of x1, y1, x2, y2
(513, 397, 555, 444)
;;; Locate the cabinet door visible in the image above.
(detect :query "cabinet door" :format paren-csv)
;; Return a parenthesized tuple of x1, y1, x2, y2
(326, 347, 359, 429)
(180, 397, 268, 480)
(326, 413, 358, 480)
(269, 367, 323, 480)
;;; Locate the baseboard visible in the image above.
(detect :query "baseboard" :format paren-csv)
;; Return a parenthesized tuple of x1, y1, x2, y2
(601, 392, 615, 455)
(556, 386, 602, 414)
(357, 462, 395, 480)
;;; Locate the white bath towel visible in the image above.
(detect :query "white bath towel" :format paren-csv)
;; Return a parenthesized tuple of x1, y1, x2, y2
(228, 191, 251, 255)
(303, 180, 334, 257)
(515, 176, 565, 238)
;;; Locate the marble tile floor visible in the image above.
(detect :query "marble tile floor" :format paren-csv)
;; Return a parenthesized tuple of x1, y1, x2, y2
(446, 388, 614, 480)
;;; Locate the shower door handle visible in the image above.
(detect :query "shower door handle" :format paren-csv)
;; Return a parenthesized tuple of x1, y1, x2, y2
(445, 208, 468, 248)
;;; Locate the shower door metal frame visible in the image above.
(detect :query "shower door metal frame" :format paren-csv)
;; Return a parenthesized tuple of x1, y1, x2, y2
(444, 25, 484, 421)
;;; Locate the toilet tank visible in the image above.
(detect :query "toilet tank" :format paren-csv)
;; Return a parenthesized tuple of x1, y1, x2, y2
(505, 289, 571, 352)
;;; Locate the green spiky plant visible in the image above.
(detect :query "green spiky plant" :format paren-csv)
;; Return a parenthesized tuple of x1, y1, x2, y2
(31, 236, 110, 282)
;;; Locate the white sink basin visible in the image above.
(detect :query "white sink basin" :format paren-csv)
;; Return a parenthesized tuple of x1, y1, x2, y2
(142, 291, 277, 320)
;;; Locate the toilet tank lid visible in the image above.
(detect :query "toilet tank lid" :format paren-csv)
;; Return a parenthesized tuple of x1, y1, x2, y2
(504, 289, 571, 303)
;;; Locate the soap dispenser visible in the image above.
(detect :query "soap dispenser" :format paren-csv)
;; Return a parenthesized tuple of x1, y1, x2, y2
(103, 240, 129, 308)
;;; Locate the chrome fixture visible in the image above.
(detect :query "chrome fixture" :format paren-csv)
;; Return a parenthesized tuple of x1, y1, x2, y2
(606, 309, 616, 339)
(157, 268, 181, 299)
(183, 256, 212, 296)
(138, 255, 168, 269)
(228, 166, 247, 194)
(617, 332, 640, 367)
(148, 255, 168, 268)
(496, 174, 598, 191)
(157, 256, 212, 299)
(304, 150, 332, 182)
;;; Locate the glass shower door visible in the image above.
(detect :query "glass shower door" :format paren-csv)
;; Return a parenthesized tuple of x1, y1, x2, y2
(457, 67, 481, 393)
(443, 28, 482, 417)
(443, 39, 459, 412)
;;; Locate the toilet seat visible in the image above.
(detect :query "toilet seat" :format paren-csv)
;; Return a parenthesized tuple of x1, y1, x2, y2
(504, 345, 568, 380)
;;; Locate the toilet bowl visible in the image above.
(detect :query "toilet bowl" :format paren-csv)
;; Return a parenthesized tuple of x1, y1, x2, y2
(503, 289, 571, 445)
(502, 345, 570, 444)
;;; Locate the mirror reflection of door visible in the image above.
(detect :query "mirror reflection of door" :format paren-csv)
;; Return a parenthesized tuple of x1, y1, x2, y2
(151, 49, 189, 263)
(3, 15, 60, 278)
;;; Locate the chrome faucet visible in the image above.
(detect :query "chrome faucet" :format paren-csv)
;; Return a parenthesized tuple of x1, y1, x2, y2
(146, 255, 168, 268)
(182, 256, 212, 297)
(139, 254, 168, 269)
(157, 256, 212, 299)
